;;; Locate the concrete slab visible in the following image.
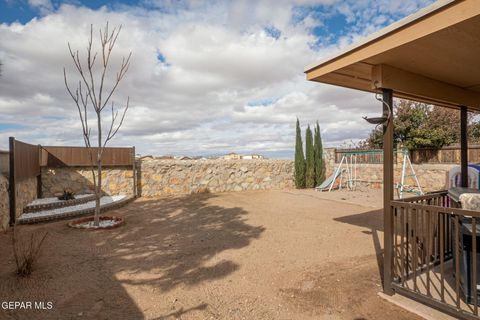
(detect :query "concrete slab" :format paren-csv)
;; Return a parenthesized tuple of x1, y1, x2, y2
(378, 292, 457, 320)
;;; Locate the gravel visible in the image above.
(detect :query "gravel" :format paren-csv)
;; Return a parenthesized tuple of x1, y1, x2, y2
(75, 219, 119, 229)
(19, 195, 127, 220)
(29, 194, 93, 206)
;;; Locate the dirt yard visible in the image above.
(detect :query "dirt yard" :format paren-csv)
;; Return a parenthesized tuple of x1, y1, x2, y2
(0, 189, 421, 320)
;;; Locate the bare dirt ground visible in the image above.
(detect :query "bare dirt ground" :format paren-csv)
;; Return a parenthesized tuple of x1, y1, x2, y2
(0, 189, 421, 320)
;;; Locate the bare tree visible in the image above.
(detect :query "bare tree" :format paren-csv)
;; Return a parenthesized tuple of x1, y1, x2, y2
(64, 23, 132, 226)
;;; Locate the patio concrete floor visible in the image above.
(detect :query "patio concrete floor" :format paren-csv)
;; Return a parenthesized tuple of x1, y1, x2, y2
(0, 189, 422, 319)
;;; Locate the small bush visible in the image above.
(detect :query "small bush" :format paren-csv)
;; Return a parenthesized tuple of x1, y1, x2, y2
(58, 188, 75, 200)
(12, 227, 48, 277)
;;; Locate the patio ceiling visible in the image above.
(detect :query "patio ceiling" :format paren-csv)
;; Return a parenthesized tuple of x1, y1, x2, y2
(305, 0, 480, 110)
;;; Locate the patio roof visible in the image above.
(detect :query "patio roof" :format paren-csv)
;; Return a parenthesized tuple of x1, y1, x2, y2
(304, 0, 480, 110)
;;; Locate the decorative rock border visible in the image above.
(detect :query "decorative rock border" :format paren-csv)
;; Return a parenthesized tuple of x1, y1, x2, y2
(68, 216, 124, 230)
(24, 195, 96, 213)
(18, 196, 135, 224)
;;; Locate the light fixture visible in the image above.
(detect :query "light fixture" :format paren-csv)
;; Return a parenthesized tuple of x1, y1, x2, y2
(363, 92, 392, 128)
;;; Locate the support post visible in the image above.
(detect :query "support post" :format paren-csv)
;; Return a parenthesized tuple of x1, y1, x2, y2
(132, 146, 137, 197)
(382, 89, 394, 295)
(8, 137, 16, 226)
(37, 144, 42, 199)
(460, 106, 468, 188)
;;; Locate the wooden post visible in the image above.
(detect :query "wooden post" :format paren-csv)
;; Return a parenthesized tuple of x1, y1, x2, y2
(8, 137, 16, 226)
(460, 106, 468, 188)
(383, 89, 394, 295)
(132, 146, 137, 197)
(37, 144, 42, 199)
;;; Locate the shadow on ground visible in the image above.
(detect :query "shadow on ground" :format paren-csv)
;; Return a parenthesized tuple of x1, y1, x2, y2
(99, 192, 265, 292)
(335, 209, 385, 284)
(0, 192, 263, 319)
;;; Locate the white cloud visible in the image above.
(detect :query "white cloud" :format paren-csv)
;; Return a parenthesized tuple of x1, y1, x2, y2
(0, 0, 434, 158)
(28, 0, 54, 15)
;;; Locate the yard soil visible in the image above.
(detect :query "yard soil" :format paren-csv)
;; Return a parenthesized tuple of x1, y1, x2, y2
(0, 189, 421, 320)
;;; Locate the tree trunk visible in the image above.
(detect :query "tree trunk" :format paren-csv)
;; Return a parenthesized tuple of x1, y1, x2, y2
(94, 113, 102, 227)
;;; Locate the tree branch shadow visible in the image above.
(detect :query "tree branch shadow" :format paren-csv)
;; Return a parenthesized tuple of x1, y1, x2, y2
(97, 192, 265, 292)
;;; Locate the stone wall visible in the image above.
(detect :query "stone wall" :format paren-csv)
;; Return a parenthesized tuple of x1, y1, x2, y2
(0, 174, 8, 231)
(138, 159, 294, 197)
(15, 176, 38, 218)
(323, 148, 454, 192)
(0, 175, 38, 231)
(41, 167, 134, 197)
(38, 153, 458, 200)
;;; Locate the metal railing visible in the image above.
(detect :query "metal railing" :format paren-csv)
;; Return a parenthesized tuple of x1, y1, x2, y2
(391, 192, 480, 319)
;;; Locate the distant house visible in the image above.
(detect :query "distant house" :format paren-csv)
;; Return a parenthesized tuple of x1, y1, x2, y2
(223, 152, 242, 160)
(157, 155, 174, 160)
(242, 154, 264, 160)
(223, 152, 264, 160)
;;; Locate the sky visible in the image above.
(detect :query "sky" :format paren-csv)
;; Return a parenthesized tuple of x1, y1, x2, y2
(0, 0, 435, 158)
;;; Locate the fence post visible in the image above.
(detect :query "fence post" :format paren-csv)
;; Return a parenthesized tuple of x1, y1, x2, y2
(37, 144, 42, 198)
(132, 146, 137, 197)
(8, 137, 16, 226)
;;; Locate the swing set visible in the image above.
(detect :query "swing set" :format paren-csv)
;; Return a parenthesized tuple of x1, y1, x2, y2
(316, 149, 423, 198)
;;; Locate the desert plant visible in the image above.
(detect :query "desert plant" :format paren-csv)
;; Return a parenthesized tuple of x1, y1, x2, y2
(64, 23, 132, 226)
(305, 125, 315, 188)
(12, 226, 48, 277)
(58, 188, 75, 200)
(314, 121, 325, 186)
(294, 118, 306, 188)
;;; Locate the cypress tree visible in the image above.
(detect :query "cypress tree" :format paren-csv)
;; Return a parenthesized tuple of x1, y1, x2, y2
(294, 118, 306, 188)
(305, 125, 315, 188)
(314, 121, 325, 186)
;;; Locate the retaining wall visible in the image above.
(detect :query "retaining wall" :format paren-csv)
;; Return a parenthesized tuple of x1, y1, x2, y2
(41, 167, 134, 197)
(0, 175, 8, 231)
(137, 159, 294, 197)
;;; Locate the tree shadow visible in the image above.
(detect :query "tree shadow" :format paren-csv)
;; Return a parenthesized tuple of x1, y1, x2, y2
(0, 192, 264, 319)
(94, 192, 265, 292)
(150, 303, 208, 320)
(0, 224, 145, 320)
(334, 209, 385, 284)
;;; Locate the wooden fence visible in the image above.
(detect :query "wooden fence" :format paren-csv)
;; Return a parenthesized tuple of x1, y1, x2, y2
(0, 150, 9, 174)
(410, 145, 480, 164)
(40, 146, 134, 167)
(335, 145, 480, 165)
(7, 137, 136, 226)
(334, 149, 384, 164)
(8, 138, 42, 225)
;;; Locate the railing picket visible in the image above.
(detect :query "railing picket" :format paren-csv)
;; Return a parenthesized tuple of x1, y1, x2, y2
(473, 217, 478, 315)
(413, 208, 418, 292)
(421, 208, 426, 270)
(406, 207, 410, 281)
(394, 206, 398, 280)
(440, 212, 445, 302)
(401, 206, 406, 287)
(455, 214, 461, 309)
(426, 208, 431, 296)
